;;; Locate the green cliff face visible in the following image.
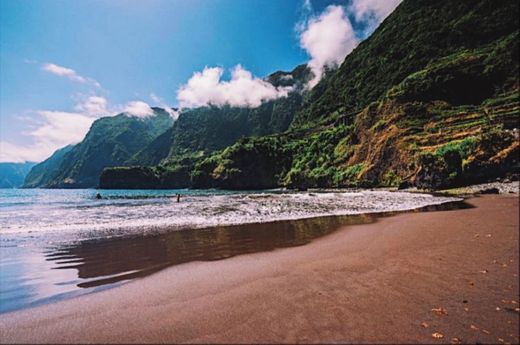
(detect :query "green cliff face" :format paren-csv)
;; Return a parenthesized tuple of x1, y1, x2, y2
(126, 126, 175, 167)
(292, 0, 519, 128)
(23, 145, 75, 188)
(168, 0, 519, 190)
(165, 64, 310, 158)
(24, 109, 174, 188)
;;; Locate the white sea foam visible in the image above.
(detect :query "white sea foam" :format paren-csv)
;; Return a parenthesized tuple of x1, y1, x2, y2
(0, 189, 461, 244)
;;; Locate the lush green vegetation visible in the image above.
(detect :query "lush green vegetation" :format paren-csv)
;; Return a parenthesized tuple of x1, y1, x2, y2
(179, 0, 519, 190)
(178, 125, 369, 189)
(293, 0, 519, 127)
(24, 109, 174, 188)
(29, 65, 311, 189)
(167, 65, 310, 157)
(23, 145, 75, 188)
(434, 137, 477, 158)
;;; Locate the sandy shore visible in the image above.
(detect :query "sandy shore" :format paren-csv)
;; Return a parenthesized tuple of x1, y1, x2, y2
(0, 195, 518, 344)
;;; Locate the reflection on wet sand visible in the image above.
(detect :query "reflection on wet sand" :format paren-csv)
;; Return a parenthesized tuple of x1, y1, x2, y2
(44, 201, 471, 290)
(45, 214, 375, 289)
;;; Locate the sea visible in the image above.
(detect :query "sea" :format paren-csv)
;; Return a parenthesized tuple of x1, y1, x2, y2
(0, 188, 462, 313)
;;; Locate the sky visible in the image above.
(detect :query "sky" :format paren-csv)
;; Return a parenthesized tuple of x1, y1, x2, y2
(0, 0, 401, 163)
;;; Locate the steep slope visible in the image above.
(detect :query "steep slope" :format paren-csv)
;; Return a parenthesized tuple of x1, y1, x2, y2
(293, 0, 519, 127)
(189, 0, 519, 190)
(47, 64, 310, 190)
(126, 126, 175, 166)
(165, 64, 310, 158)
(26, 108, 173, 188)
(168, 94, 301, 157)
(23, 145, 74, 188)
(0, 162, 37, 188)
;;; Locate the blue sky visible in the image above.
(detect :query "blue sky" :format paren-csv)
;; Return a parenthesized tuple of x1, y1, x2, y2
(0, 0, 401, 162)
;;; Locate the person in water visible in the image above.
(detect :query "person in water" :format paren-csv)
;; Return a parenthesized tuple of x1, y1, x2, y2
(96, 193, 102, 200)
(176, 194, 181, 203)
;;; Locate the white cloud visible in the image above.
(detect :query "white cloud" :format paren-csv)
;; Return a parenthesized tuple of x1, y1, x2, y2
(123, 101, 154, 118)
(299, 6, 358, 87)
(298, 2, 402, 87)
(0, 111, 94, 163)
(0, 141, 54, 163)
(0, 97, 158, 162)
(177, 65, 292, 108)
(74, 96, 109, 117)
(30, 111, 95, 146)
(351, 0, 402, 22)
(150, 93, 179, 119)
(42, 63, 101, 88)
(74, 95, 156, 118)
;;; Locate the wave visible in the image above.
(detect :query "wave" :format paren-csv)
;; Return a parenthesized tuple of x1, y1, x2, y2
(0, 190, 461, 244)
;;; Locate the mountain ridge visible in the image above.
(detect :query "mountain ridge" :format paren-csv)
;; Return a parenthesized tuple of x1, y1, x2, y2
(100, 0, 519, 190)
(26, 65, 312, 188)
(23, 110, 174, 188)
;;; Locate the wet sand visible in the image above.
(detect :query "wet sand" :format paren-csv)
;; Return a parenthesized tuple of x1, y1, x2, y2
(0, 195, 518, 344)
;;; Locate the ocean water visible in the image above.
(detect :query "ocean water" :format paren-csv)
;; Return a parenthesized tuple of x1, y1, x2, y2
(0, 188, 462, 241)
(0, 188, 463, 313)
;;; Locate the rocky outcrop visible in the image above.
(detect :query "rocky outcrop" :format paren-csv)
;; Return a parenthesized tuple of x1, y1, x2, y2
(414, 152, 460, 190)
(413, 131, 519, 190)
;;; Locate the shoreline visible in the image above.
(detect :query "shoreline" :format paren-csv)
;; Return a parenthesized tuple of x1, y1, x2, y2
(0, 197, 467, 315)
(0, 194, 518, 343)
(0, 189, 463, 242)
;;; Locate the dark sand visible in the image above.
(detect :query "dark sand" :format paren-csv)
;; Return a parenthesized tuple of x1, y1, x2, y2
(0, 195, 518, 344)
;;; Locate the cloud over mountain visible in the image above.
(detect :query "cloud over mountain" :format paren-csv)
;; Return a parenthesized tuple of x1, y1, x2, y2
(123, 101, 154, 118)
(351, 0, 402, 22)
(74, 96, 109, 117)
(298, 1, 402, 87)
(0, 111, 95, 163)
(150, 93, 179, 119)
(351, 0, 402, 35)
(0, 96, 159, 162)
(299, 5, 357, 88)
(177, 65, 292, 108)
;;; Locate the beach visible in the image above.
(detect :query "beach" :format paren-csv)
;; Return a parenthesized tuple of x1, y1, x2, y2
(0, 194, 518, 344)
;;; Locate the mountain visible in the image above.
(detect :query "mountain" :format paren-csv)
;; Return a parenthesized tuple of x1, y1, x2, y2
(23, 145, 75, 188)
(0, 162, 37, 188)
(21, 64, 307, 189)
(125, 126, 176, 167)
(101, 0, 519, 190)
(98, 65, 311, 189)
(24, 108, 174, 188)
(126, 64, 310, 167)
(164, 64, 310, 158)
(167, 94, 301, 157)
(292, 0, 520, 128)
